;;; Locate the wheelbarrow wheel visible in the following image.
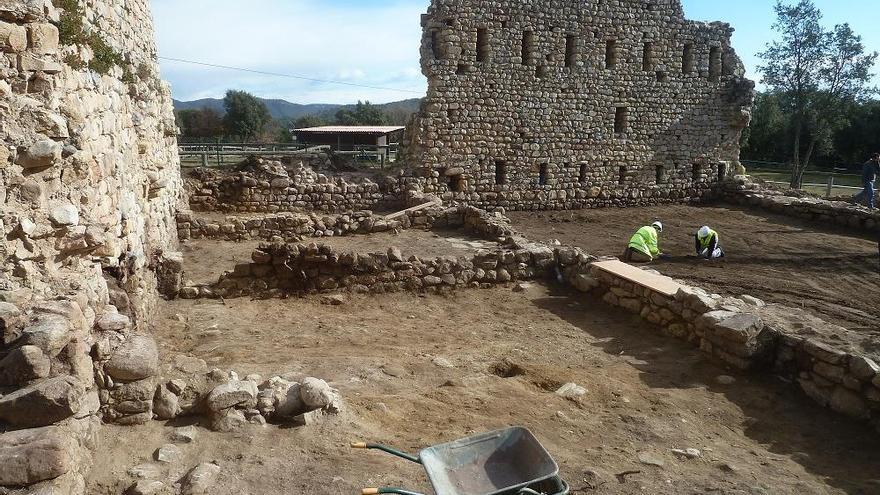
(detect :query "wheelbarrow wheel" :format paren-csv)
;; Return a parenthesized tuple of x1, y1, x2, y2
(518, 478, 570, 495)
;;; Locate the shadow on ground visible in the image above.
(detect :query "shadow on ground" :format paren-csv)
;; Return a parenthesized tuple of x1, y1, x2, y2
(533, 286, 880, 495)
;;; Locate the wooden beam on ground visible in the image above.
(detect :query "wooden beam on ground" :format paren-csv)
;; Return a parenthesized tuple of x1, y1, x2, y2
(591, 259, 683, 297)
(384, 199, 442, 221)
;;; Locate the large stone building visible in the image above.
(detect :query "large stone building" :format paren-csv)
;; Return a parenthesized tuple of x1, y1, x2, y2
(404, 0, 755, 209)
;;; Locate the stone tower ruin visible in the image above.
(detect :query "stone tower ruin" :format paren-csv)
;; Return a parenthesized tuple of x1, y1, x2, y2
(404, 0, 755, 210)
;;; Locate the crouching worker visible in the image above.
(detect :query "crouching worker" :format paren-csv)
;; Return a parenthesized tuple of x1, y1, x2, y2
(695, 226, 725, 260)
(624, 221, 663, 263)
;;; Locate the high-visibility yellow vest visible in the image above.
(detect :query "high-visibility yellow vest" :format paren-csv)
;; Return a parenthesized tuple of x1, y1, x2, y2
(628, 226, 660, 258)
(698, 228, 719, 250)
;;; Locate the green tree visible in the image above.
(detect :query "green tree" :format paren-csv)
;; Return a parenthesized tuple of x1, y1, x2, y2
(222, 90, 271, 142)
(334, 101, 389, 126)
(758, 0, 877, 187)
(176, 108, 224, 140)
(293, 114, 328, 129)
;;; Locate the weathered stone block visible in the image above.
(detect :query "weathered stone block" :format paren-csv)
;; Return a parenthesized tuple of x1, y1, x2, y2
(0, 426, 74, 486)
(0, 21, 26, 52)
(205, 380, 258, 412)
(105, 335, 159, 382)
(0, 345, 51, 386)
(0, 376, 84, 428)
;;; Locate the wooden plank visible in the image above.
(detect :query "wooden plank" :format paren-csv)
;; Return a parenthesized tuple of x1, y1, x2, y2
(384, 200, 442, 221)
(591, 259, 682, 297)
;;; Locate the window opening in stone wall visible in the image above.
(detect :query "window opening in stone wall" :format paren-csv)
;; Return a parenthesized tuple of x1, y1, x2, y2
(456, 63, 469, 75)
(565, 35, 578, 68)
(717, 162, 727, 181)
(495, 161, 507, 185)
(618, 166, 627, 185)
(605, 39, 618, 68)
(656, 165, 665, 183)
(536, 65, 548, 79)
(692, 163, 701, 182)
(522, 31, 534, 65)
(642, 42, 654, 71)
(614, 106, 629, 134)
(539, 163, 548, 186)
(448, 174, 463, 192)
(579, 163, 588, 183)
(431, 30, 441, 60)
(682, 43, 694, 73)
(709, 46, 721, 80)
(477, 28, 489, 63)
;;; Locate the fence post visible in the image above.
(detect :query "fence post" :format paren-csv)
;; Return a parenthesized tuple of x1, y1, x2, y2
(201, 152, 208, 168)
(826, 176, 834, 198)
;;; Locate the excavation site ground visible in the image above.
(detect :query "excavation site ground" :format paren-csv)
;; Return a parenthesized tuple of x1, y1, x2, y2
(509, 204, 880, 334)
(84, 204, 880, 495)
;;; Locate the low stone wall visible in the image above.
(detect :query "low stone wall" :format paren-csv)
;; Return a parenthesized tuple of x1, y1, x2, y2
(187, 159, 402, 214)
(566, 261, 880, 434)
(177, 210, 405, 243)
(716, 178, 880, 234)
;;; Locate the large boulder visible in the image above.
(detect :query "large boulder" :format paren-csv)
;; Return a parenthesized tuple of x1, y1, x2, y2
(299, 377, 342, 412)
(0, 426, 74, 486)
(105, 335, 159, 382)
(0, 376, 84, 428)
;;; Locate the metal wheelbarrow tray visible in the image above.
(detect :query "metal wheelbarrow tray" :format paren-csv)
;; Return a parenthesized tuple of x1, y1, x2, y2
(352, 426, 570, 495)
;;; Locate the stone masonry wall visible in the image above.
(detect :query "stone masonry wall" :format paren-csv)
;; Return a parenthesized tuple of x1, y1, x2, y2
(0, 1, 182, 492)
(187, 159, 402, 214)
(716, 177, 880, 235)
(403, 0, 755, 210)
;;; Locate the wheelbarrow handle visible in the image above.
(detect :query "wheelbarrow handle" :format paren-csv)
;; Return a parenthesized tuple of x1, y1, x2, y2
(361, 488, 426, 495)
(350, 442, 421, 464)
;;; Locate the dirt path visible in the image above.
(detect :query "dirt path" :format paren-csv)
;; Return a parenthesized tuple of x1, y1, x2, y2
(508, 205, 880, 333)
(88, 286, 880, 494)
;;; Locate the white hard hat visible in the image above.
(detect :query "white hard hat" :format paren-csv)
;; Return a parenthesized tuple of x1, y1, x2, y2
(652, 221, 663, 232)
(698, 226, 711, 239)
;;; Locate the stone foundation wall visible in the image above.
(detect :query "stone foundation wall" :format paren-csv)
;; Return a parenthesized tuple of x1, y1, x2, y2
(565, 261, 880, 434)
(177, 210, 408, 244)
(716, 178, 880, 234)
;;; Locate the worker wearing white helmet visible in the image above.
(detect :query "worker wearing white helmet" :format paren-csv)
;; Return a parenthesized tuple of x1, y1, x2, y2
(695, 226, 724, 260)
(624, 221, 664, 263)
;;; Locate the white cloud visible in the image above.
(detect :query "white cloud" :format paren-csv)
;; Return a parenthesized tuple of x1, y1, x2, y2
(152, 0, 429, 103)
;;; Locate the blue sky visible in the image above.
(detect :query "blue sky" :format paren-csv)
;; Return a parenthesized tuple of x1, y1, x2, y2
(152, 0, 879, 104)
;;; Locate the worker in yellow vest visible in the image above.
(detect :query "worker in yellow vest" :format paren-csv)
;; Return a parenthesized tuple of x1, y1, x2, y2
(624, 221, 664, 263)
(695, 226, 725, 260)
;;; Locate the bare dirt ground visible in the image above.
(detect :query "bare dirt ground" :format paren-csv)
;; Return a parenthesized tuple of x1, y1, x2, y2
(88, 285, 880, 494)
(181, 230, 497, 285)
(508, 205, 880, 333)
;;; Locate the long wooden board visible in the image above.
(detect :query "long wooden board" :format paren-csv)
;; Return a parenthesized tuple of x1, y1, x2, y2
(384, 199, 442, 220)
(591, 259, 682, 297)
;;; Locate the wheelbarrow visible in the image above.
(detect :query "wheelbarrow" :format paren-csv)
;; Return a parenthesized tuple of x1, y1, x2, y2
(351, 426, 570, 495)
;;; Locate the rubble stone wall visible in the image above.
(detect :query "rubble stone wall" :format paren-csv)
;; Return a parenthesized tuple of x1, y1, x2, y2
(566, 261, 880, 434)
(0, 1, 182, 492)
(186, 160, 402, 214)
(403, 0, 755, 210)
(716, 179, 880, 235)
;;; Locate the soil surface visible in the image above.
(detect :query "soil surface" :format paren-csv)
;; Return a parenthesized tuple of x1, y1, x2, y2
(87, 286, 880, 494)
(181, 230, 497, 285)
(508, 205, 880, 332)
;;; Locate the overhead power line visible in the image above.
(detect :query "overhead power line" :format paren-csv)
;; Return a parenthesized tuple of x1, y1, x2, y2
(158, 56, 425, 95)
